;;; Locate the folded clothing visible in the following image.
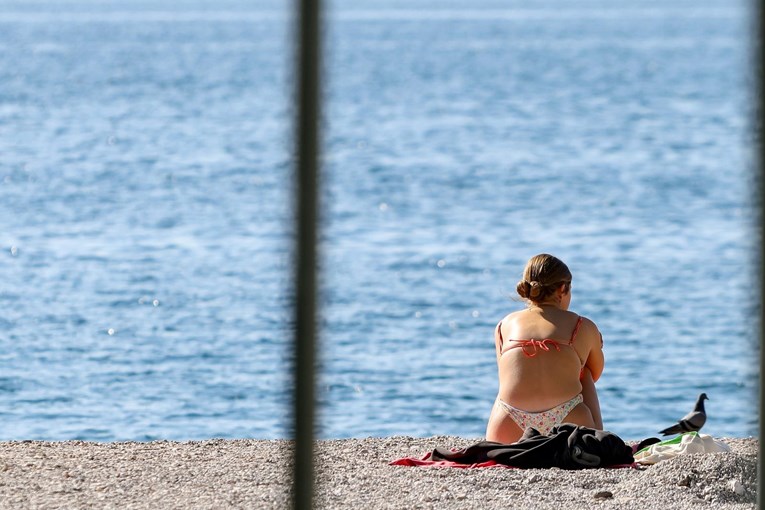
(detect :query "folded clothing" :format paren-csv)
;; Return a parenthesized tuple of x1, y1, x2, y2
(634, 431, 730, 464)
(391, 423, 635, 469)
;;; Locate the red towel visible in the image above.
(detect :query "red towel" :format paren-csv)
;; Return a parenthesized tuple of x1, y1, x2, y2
(389, 451, 515, 469)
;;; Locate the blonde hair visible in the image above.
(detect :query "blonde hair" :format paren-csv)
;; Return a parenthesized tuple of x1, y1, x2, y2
(516, 254, 572, 303)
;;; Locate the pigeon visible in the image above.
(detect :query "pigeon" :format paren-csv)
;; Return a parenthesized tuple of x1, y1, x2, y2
(659, 393, 709, 436)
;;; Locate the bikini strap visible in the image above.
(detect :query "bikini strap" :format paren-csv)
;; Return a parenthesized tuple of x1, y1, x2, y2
(569, 316, 584, 345)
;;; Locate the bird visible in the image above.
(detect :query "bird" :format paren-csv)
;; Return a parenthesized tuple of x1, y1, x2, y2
(659, 393, 709, 436)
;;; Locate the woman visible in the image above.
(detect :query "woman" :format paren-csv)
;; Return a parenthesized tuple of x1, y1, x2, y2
(485, 254, 604, 443)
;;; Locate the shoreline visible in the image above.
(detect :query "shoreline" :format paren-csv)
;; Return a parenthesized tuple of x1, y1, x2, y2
(0, 436, 756, 509)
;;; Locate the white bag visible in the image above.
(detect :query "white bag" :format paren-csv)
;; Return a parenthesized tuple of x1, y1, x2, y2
(634, 431, 730, 465)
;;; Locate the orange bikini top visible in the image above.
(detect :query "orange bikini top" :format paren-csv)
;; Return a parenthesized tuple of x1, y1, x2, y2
(497, 316, 584, 360)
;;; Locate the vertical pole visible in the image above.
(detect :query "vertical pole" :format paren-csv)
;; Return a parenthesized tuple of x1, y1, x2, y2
(292, 0, 321, 507)
(758, 0, 764, 507)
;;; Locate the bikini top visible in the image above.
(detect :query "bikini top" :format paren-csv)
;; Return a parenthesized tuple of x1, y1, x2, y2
(497, 316, 584, 363)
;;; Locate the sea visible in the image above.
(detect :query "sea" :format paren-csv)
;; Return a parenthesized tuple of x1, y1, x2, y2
(0, 0, 757, 442)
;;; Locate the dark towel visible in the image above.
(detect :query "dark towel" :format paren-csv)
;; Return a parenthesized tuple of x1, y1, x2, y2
(430, 424, 634, 469)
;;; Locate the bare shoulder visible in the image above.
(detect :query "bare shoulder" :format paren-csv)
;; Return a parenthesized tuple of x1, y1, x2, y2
(498, 310, 525, 325)
(495, 310, 527, 338)
(576, 315, 602, 345)
(577, 315, 599, 331)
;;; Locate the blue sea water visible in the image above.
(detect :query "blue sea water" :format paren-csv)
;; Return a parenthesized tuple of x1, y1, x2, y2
(0, 0, 756, 441)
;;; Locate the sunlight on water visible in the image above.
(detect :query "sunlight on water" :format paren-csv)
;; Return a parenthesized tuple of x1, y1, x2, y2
(0, 0, 755, 441)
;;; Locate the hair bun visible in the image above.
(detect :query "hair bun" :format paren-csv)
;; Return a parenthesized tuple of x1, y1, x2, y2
(517, 254, 572, 304)
(516, 280, 544, 299)
(516, 280, 531, 299)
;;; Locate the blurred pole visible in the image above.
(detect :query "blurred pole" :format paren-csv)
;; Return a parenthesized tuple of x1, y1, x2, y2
(292, 0, 322, 508)
(759, 0, 764, 507)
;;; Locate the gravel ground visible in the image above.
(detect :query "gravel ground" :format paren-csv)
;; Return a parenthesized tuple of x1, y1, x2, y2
(0, 436, 755, 509)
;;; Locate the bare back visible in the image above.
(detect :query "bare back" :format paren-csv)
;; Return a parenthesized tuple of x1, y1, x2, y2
(495, 306, 602, 412)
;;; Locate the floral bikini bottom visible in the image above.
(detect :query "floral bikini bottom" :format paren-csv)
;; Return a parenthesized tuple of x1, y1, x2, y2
(497, 394, 583, 435)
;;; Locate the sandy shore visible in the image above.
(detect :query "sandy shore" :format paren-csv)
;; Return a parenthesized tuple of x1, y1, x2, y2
(0, 436, 755, 509)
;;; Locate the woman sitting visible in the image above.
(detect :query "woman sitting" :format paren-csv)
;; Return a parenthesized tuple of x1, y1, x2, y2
(485, 254, 604, 444)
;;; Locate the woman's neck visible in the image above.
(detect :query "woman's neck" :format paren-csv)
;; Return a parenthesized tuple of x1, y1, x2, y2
(529, 302, 560, 310)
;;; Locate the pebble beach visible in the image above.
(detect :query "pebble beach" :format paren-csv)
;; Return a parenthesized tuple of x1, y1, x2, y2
(0, 436, 755, 509)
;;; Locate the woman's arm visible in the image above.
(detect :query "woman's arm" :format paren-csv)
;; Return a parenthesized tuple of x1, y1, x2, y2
(584, 327, 605, 382)
(494, 322, 503, 362)
(580, 321, 604, 428)
(580, 366, 603, 429)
